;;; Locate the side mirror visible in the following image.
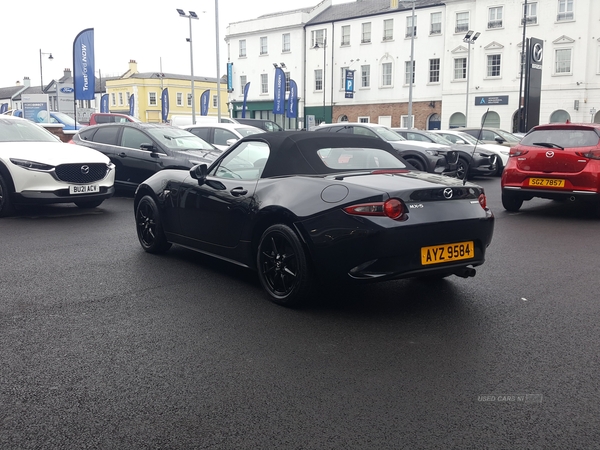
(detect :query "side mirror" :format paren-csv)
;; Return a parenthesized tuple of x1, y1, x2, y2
(226, 138, 238, 146)
(190, 163, 208, 185)
(456, 139, 465, 144)
(140, 143, 160, 157)
(495, 137, 505, 144)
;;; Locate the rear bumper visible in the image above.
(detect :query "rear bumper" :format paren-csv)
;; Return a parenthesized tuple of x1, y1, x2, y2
(503, 185, 599, 201)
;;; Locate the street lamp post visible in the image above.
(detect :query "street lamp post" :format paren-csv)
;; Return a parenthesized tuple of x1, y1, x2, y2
(315, 37, 327, 124)
(177, 9, 199, 125)
(406, 1, 415, 129)
(463, 30, 480, 127)
(39, 49, 53, 93)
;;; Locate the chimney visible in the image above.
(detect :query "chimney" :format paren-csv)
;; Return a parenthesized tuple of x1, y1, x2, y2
(129, 59, 138, 73)
(390, 0, 399, 7)
(23, 77, 31, 87)
(64, 68, 72, 78)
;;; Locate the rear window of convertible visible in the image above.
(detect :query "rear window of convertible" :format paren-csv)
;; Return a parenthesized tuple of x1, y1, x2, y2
(318, 147, 407, 170)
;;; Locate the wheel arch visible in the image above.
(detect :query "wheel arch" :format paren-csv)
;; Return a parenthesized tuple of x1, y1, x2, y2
(0, 161, 16, 193)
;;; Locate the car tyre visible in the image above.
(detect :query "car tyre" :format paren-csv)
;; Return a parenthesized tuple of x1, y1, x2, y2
(135, 195, 172, 254)
(75, 200, 104, 209)
(405, 157, 426, 172)
(257, 224, 313, 307)
(456, 157, 470, 180)
(0, 173, 15, 218)
(502, 191, 523, 212)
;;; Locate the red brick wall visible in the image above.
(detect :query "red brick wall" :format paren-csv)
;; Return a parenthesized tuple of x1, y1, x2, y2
(331, 101, 440, 129)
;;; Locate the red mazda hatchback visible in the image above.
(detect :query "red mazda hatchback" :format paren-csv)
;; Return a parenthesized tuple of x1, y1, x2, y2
(501, 123, 600, 214)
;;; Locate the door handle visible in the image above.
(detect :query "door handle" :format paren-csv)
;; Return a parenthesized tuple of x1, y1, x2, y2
(230, 187, 248, 196)
(118, 152, 127, 158)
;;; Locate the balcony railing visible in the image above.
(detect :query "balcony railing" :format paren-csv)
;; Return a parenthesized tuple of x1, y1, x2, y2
(455, 24, 469, 33)
(557, 11, 573, 21)
(521, 16, 537, 25)
(430, 24, 441, 35)
(488, 19, 502, 29)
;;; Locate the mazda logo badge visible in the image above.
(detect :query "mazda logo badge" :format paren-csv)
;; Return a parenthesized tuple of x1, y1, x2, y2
(546, 151, 554, 158)
(532, 43, 543, 63)
(81, 165, 90, 174)
(443, 188, 453, 199)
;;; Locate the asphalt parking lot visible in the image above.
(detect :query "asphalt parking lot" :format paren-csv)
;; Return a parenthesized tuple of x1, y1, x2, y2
(1, 178, 599, 449)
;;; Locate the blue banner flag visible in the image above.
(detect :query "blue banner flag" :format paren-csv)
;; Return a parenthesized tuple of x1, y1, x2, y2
(161, 88, 169, 122)
(273, 67, 285, 115)
(242, 82, 250, 118)
(129, 94, 135, 116)
(72, 28, 95, 101)
(200, 90, 210, 116)
(100, 94, 109, 113)
(0, 103, 8, 114)
(227, 63, 233, 92)
(286, 79, 298, 118)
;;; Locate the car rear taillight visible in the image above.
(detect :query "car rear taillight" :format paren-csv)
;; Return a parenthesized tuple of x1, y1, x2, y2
(478, 193, 487, 210)
(509, 147, 529, 157)
(576, 150, 600, 160)
(344, 198, 407, 220)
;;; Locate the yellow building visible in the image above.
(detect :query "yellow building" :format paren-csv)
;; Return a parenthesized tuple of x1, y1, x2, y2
(105, 60, 228, 123)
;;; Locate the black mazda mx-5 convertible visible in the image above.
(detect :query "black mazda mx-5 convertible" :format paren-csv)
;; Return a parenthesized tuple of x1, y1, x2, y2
(134, 131, 494, 306)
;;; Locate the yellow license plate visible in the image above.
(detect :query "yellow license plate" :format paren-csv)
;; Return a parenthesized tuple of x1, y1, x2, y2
(528, 178, 565, 188)
(421, 241, 474, 266)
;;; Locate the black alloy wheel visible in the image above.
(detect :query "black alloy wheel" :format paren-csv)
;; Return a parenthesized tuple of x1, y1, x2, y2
(501, 191, 524, 212)
(257, 224, 313, 307)
(456, 157, 470, 180)
(0, 174, 15, 218)
(405, 157, 426, 172)
(135, 195, 172, 253)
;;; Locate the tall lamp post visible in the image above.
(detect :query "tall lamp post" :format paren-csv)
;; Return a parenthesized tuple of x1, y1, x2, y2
(314, 37, 327, 124)
(404, 1, 416, 129)
(177, 9, 199, 125)
(39, 49, 53, 93)
(463, 30, 480, 127)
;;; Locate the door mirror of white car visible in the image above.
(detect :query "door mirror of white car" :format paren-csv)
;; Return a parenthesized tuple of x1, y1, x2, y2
(226, 138, 238, 146)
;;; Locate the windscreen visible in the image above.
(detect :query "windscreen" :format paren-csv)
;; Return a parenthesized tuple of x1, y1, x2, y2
(318, 147, 407, 170)
(0, 118, 60, 142)
(147, 128, 215, 150)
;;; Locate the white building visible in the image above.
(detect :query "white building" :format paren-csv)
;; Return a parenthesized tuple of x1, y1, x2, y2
(225, 0, 600, 131)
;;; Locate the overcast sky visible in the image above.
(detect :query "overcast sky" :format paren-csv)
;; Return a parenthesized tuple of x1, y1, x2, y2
(0, 0, 343, 88)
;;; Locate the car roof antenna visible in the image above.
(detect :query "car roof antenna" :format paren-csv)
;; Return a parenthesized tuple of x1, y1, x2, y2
(464, 108, 490, 186)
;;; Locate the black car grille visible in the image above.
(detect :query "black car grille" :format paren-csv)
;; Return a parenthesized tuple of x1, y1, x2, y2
(444, 150, 459, 164)
(55, 163, 109, 183)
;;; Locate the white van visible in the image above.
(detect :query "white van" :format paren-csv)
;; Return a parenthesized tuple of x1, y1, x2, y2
(170, 115, 238, 128)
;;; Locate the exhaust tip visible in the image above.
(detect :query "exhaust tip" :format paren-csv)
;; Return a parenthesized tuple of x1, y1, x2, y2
(455, 267, 477, 278)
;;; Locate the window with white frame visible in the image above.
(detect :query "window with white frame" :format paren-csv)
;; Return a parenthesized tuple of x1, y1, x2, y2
(212, 95, 218, 108)
(405, 61, 415, 85)
(557, 0, 573, 21)
(284, 71, 290, 92)
(149, 92, 157, 106)
(382, 62, 393, 86)
(311, 29, 326, 47)
(383, 19, 393, 41)
(430, 12, 442, 35)
(260, 73, 268, 93)
(315, 69, 323, 91)
(118, 92, 123, 105)
(239, 40, 246, 57)
(455, 12, 469, 33)
(361, 65, 370, 87)
(487, 54, 501, 77)
(523, 2, 537, 25)
(555, 48, 572, 74)
(401, 115, 414, 128)
(177, 92, 182, 106)
(111, 93, 116, 106)
(240, 75, 247, 95)
(454, 57, 467, 80)
(341, 25, 350, 46)
(358, 116, 370, 123)
(429, 58, 440, 82)
(187, 93, 192, 107)
(488, 6, 503, 29)
(340, 67, 349, 89)
(282, 33, 290, 52)
(406, 15, 416, 38)
(361, 22, 371, 43)
(260, 37, 268, 55)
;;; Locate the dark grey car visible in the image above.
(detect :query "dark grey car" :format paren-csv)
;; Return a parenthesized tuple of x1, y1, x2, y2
(72, 123, 222, 189)
(393, 129, 498, 179)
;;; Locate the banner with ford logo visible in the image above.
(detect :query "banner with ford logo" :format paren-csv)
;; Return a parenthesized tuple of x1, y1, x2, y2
(286, 79, 298, 118)
(273, 67, 285, 115)
(200, 89, 210, 116)
(161, 88, 169, 122)
(72, 28, 95, 101)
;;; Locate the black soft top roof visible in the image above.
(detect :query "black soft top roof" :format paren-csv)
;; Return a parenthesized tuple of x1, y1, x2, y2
(236, 131, 397, 178)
